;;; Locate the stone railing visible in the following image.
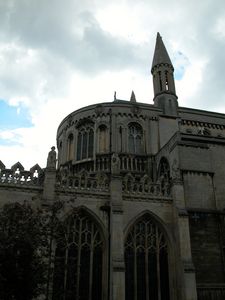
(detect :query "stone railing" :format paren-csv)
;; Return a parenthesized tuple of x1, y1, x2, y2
(197, 285, 225, 300)
(67, 153, 148, 174)
(119, 154, 147, 173)
(95, 154, 110, 172)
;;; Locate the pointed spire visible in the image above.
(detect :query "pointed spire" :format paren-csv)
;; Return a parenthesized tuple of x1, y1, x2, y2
(151, 33, 173, 71)
(151, 33, 178, 115)
(130, 90, 136, 102)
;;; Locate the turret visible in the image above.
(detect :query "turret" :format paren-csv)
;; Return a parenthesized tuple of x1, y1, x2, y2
(151, 33, 178, 116)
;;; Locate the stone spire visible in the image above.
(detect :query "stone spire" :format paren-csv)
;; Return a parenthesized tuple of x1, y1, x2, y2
(151, 33, 178, 116)
(152, 32, 173, 70)
(130, 90, 136, 102)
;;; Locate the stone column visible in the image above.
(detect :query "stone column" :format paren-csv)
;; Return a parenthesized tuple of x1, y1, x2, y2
(43, 146, 57, 202)
(171, 166, 197, 300)
(110, 153, 125, 300)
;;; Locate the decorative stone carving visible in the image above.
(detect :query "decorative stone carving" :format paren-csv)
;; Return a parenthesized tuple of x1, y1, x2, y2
(111, 153, 120, 175)
(172, 159, 181, 181)
(130, 105, 141, 115)
(95, 104, 104, 116)
(67, 115, 73, 127)
(56, 168, 109, 192)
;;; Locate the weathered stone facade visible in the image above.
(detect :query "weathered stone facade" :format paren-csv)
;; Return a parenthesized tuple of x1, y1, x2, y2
(1, 33, 225, 300)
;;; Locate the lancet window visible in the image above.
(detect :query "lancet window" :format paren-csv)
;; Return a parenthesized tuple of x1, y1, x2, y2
(76, 124, 94, 160)
(67, 134, 74, 161)
(128, 123, 143, 154)
(98, 125, 108, 153)
(125, 214, 170, 300)
(52, 209, 104, 300)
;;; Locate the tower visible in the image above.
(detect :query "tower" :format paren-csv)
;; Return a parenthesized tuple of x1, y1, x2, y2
(152, 33, 178, 115)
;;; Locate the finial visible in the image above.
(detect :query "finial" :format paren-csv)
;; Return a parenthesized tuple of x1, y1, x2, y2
(130, 90, 136, 102)
(114, 91, 117, 101)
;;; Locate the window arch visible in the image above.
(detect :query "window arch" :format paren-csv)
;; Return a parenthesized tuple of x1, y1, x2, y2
(67, 134, 74, 161)
(77, 124, 94, 160)
(52, 209, 104, 300)
(98, 125, 108, 153)
(125, 213, 170, 300)
(128, 123, 143, 154)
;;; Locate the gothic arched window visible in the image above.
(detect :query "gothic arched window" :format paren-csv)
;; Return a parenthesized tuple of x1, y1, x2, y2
(98, 125, 108, 153)
(52, 209, 104, 300)
(76, 124, 94, 161)
(128, 123, 143, 154)
(67, 134, 74, 161)
(125, 214, 170, 300)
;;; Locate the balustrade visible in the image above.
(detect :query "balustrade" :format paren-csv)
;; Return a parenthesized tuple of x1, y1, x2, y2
(197, 286, 225, 300)
(119, 154, 147, 173)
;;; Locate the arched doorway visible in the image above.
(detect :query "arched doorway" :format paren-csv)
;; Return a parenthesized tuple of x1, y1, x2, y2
(125, 213, 170, 300)
(52, 209, 105, 300)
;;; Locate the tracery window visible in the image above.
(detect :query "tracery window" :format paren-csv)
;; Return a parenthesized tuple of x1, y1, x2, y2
(128, 123, 143, 154)
(76, 124, 94, 160)
(125, 214, 170, 300)
(67, 134, 74, 161)
(52, 209, 104, 300)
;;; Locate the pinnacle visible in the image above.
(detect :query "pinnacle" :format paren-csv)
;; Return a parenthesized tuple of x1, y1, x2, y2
(151, 33, 173, 70)
(130, 90, 136, 102)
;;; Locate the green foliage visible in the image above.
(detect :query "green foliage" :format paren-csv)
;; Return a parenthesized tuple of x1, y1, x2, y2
(0, 202, 49, 300)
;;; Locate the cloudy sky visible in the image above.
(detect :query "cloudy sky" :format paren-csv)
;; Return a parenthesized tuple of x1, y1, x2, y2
(0, 0, 225, 169)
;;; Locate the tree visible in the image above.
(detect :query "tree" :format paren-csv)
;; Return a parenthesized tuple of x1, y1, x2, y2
(0, 202, 49, 300)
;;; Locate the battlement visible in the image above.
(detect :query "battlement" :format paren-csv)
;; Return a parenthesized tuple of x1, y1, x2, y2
(0, 160, 44, 186)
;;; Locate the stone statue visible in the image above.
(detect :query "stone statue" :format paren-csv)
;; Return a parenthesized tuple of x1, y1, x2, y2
(47, 146, 57, 169)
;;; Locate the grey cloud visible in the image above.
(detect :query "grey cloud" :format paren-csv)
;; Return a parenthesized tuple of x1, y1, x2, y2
(0, 0, 142, 74)
(1, 0, 225, 111)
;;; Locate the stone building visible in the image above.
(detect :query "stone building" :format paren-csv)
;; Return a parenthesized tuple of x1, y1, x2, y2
(1, 33, 225, 300)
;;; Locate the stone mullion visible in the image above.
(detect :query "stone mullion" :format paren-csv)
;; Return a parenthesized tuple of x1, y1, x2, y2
(156, 228, 161, 300)
(145, 223, 149, 300)
(88, 224, 94, 300)
(87, 130, 90, 158)
(63, 247, 69, 300)
(75, 219, 83, 299)
(134, 235, 137, 300)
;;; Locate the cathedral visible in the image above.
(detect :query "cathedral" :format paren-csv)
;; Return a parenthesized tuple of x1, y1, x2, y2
(1, 33, 225, 300)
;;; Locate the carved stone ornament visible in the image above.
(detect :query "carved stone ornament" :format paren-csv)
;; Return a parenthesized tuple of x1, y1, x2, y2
(95, 104, 104, 116)
(111, 153, 120, 174)
(131, 105, 141, 115)
(172, 159, 181, 180)
(67, 115, 73, 127)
